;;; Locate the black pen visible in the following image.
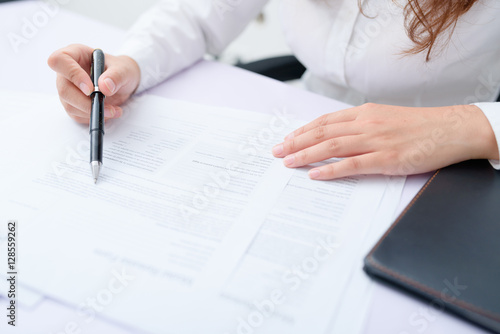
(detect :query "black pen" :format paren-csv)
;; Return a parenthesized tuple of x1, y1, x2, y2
(90, 49, 105, 183)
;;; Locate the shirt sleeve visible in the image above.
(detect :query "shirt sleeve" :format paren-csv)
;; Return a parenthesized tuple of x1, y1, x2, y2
(473, 102, 500, 170)
(117, 0, 269, 93)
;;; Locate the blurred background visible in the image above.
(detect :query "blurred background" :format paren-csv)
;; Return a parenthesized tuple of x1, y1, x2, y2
(62, 0, 291, 66)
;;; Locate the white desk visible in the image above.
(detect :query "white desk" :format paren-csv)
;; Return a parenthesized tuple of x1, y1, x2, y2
(0, 2, 486, 334)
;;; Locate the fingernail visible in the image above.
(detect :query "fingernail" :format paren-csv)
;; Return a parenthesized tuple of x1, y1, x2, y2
(309, 169, 321, 179)
(104, 106, 115, 118)
(272, 144, 283, 156)
(104, 78, 116, 94)
(79, 83, 91, 96)
(284, 154, 295, 166)
(285, 132, 295, 141)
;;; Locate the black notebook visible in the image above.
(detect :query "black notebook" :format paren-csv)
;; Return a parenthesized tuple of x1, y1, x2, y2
(364, 159, 500, 333)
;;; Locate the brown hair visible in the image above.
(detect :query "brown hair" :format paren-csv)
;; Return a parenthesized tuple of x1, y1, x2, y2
(404, 0, 478, 60)
(360, 0, 479, 61)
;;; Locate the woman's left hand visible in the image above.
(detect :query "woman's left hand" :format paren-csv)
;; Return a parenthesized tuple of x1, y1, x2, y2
(272, 103, 499, 180)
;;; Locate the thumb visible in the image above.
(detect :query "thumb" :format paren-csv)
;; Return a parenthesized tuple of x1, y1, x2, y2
(98, 62, 127, 97)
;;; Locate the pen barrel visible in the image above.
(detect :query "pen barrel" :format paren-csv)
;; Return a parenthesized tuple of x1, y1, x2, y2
(89, 92, 105, 163)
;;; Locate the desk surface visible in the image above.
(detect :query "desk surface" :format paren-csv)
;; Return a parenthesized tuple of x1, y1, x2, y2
(0, 2, 484, 334)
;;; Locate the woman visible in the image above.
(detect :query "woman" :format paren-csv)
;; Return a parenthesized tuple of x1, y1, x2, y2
(48, 0, 500, 180)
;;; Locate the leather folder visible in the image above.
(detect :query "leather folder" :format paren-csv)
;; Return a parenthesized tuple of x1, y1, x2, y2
(364, 159, 500, 333)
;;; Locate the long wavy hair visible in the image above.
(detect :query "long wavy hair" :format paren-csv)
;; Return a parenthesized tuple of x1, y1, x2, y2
(362, 0, 480, 61)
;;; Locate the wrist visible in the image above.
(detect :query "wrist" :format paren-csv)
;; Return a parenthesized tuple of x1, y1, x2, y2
(460, 105, 499, 160)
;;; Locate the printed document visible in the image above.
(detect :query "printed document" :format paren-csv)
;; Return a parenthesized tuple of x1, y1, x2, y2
(0, 93, 404, 334)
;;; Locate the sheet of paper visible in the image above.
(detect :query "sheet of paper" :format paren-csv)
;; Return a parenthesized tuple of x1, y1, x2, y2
(0, 296, 135, 334)
(1, 93, 297, 333)
(166, 162, 395, 333)
(0, 92, 403, 334)
(0, 92, 55, 307)
(324, 175, 406, 334)
(328, 173, 430, 334)
(0, 281, 43, 309)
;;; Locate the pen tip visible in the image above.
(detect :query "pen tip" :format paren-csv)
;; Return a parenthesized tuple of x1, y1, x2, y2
(90, 161, 101, 184)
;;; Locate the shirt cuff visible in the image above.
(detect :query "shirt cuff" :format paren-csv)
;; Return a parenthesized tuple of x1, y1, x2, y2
(473, 102, 500, 170)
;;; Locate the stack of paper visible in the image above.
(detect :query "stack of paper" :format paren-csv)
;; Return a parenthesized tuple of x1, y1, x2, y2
(0, 92, 405, 333)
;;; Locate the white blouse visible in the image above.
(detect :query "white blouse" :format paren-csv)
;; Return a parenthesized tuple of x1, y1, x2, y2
(118, 0, 500, 168)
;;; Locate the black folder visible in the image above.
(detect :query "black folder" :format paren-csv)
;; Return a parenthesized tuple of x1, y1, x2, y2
(364, 160, 500, 333)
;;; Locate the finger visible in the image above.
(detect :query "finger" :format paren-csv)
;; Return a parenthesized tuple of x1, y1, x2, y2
(282, 135, 370, 168)
(273, 121, 359, 157)
(48, 44, 94, 96)
(60, 99, 91, 121)
(57, 76, 91, 115)
(63, 101, 89, 124)
(69, 114, 90, 124)
(107, 105, 123, 118)
(69, 114, 114, 124)
(308, 152, 385, 180)
(284, 108, 358, 141)
(60, 98, 121, 121)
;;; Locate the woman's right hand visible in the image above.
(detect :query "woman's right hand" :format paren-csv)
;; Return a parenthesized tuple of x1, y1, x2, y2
(48, 44, 141, 124)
